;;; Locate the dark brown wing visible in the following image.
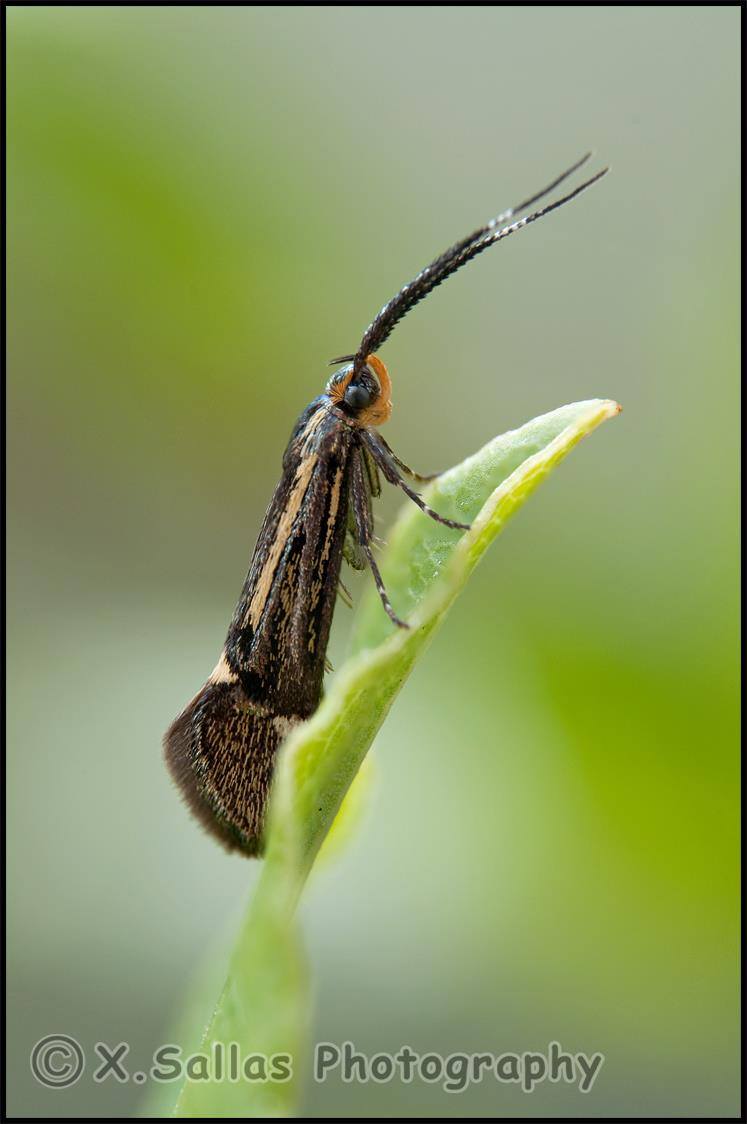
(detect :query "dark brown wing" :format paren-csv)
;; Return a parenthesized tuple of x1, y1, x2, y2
(164, 400, 356, 854)
(164, 680, 284, 854)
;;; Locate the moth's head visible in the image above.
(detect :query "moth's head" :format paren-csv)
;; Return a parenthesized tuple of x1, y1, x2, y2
(325, 158, 608, 431)
(326, 353, 392, 427)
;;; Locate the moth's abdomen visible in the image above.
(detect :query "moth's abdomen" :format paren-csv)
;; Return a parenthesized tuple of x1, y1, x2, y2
(163, 674, 300, 855)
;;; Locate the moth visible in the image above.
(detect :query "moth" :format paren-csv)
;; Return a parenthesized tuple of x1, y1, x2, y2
(165, 154, 608, 855)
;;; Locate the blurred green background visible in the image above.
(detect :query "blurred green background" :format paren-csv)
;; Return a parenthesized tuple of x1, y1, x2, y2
(7, 6, 739, 1118)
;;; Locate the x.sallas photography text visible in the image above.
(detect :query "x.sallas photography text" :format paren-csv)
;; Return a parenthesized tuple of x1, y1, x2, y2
(30, 1037, 604, 1096)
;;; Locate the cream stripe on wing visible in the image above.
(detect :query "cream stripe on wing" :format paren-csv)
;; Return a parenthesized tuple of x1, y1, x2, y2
(208, 650, 238, 684)
(245, 453, 319, 629)
(320, 464, 344, 565)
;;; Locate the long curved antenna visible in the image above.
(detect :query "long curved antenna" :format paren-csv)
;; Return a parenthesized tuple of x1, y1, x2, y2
(417, 152, 595, 287)
(489, 150, 593, 227)
(332, 158, 608, 373)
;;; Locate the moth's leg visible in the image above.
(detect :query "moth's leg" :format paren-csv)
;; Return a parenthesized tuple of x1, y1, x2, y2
(337, 577, 354, 609)
(377, 433, 441, 483)
(343, 496, 367, 571)
(362, 444, 382, 497)
(361, 448, 386, 546)
(362, 430, 470, 532)
(350, 448, 408, 629)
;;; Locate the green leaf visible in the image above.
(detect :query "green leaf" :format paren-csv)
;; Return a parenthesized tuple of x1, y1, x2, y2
(169, 399, 620, 1117)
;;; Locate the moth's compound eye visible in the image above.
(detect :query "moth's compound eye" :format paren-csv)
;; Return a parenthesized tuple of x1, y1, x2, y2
(344, 383, 373, 411)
